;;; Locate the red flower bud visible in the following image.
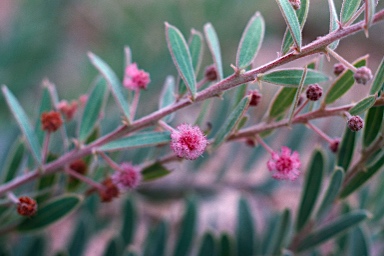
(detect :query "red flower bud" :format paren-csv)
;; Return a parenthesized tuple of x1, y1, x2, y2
(17, 196, 37, 217)
(41, 111, 63, 132)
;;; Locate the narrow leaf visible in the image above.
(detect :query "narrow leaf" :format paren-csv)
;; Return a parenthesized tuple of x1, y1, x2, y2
(79, 77, 108, 142)
(198, 232, 216, 256)
(266, 209, 292, 256)
(281, 0, 310, 54)
(68, 218, 89, 256)
(165, 23, 197, 99)
(337, 126, 357, 172)
(328, 0, 340, 50)
(204, 23, 223, 80)
(211, 96, 251, 150)
(218, 233, 235, 256)
(268, 87, 297, 119)
(2, 140, 24, 183)
(349, 226, 370, 256)
(34, 87, 52, 146)
(297, 149, 324, 231)
(370, 56, 384, 95)
(341, 0, 362, 24)
(363, 106, 384, 148)
(324, 56, 367, 104)
(236, 197, 256, 256)
(17, 194, 82, 231)
(143, 221, 168, 256)
(364, 0, 375, 35)
(236, 12, 265, 69)
(276, 0, 302, 51)
(189, 29, 204, 74)
(103, 237, 123, 256)
(99, 131, 171, 152)
(2, 85, 42, 165)
(141, 163, 171, 182)
(288, 67, 307, 125)
(296, 210, 370, 252)
(349, 95, 376, 115)
(121, 198, 136, 245)
(88, 52, 131, 122)
(260, 69, 329, 86)
(159, 76, 176, 122)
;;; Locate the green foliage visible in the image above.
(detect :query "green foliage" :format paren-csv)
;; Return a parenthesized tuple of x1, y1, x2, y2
(236, 197, 256, 256)
(204, 23, 223, 80)
(276, 0, 302, 51)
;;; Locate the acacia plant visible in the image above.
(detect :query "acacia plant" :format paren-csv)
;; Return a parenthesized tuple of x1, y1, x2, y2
(1, 0, 384, 255)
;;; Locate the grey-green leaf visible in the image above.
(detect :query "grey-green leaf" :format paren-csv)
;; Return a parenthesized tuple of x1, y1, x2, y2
(260, 69, 329, 87)
(79, 77, 108, 142)
(236, 197, 256, 256)
(99, 131, 171, 152)
(2, 85, 42, 165)
(236, 12, 265, 69)
(349, 226, 370, 256)
(296, 210, 370, 252)
(328, 0, 340, 50)
(341, 0, 362, 24)
(165, 23, 197, 99)
(349, 95, 376, 115)
(159, 76, 176, 122)
(370, 57, 384, 95)
(35, 87, 52, 146)
(88, 52, 131, 122)
(337, 126, 357, 172)
(219, 233, 235, 256)
(143, 221, 168, 256)
(296, 149, 324, 231)
(121, 198, 136, 245)
(2, 140, 24, 183)
(141, 163, 171, 182)
(17, 194, 82, 231)
(211, 96, 251, 150)
(268, 87, 297, 119)
(198, 232, 217, 256)
(364, 0, 375, 34)
(189, 29, 204, 74)
(265, 209, 292, 256)
(276, 0, 302, 51)
(204, 23, 223, 80)
(363, 106, 384, 148)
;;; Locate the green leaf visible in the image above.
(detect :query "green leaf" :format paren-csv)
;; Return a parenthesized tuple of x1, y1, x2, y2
(236, 12, 265, 69)
(173, 198, 197, 256)
(1, 140, 24, 183)
(288, 67, 307, 124)
(328, 0, 340, 50)
(265, 209, 292, 256)
(268, 87, 297, 119)
(189, 29, 204, 74)
(103, 237, 123, 256)
(349, 226, 370, 256)
(349, 95, 376, 115)
(35, 87, 52, 146)
(339, 151, 384, 198)
(143, 221, 168, 256)
(211, 96, 251, 150)
(204, 23, 223, 80)
(236, 197, 256, 256)
(341, 0, 362, 24)
(88, 52, 131, 122)
(316, 167, 344, 220)
(141, 163, 171, 182)
(2, 85, 42, 165)
(121, 198, 136, 245)
(337, 126, 357, 172)
(99, 131, 171, 152)
(370, 57, 384, 95)
(260, 69, 329, 86)
(324, 56, 367, 104)
(363, 106, 384, 148)
(79, 77, 108, 142)
(276, 0, 302, 51)
(218, 233, 235, 256)
(198, 232, 217, 256)
(364, 0, 375, 34)
(297, 149, 324, 231)
(159, 76, 176, 122)
(36, 173, 57, 204)
(17, 194, 82, 232)
(281, 0, 310, 54)
(165, 23, 197, 99)
(296, 210, 370, 252)
(68, 218, 89, 256)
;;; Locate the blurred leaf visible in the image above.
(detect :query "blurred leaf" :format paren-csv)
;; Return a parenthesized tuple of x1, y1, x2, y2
(276, 0, 302, 51)
(124, 46, 132, 66)
(236, 12, 265, 69)
(328, 0, 340, 50)
(218, 233, 235, 256)
(173, 197, 197, 256)
(194, 99, 212, 127)
(288, 67, 307, 124)
(297, 149, 324, 231)
(349, 95, 376, 115)
(281, 0, 310, 54)
(99, 131, 171, 152)
(337, 126, 357, 172)
(265, 209, 291, 256)
(143, 221, 168, 256)
(364, 0, 375, 34)
(88, 52, 131, 122)
(24, 236, 45, 256)
(17, 194, 82, 232)
(2, 140, 24, 183)
(159, 76, 176, 122)
(36, 173, 57, 204)
(363, 106, 384, 148)
(236, 197, 256, 256)
(268, 87, 297, 119)
(68, 218, 89, 256)
(189, 29, 204, 74)
(141, 163, 171, 182)
(324, 56, 367, 104)
(2, 85, 42, 165)
(198, 232, 217, 256)
(341, 0, 361, 24)
(121, 197, 136, 245)
(370, 57, 384, 95)
(316, 167, 344, 220)
(339, 151, 384, 198)
(260, 69, 328, 86)
(296, 210, 370, 252)
(204, 23, 223, 80)
(103, 237, 123, 256)
(79, 77, 108, 142)
(165, 23, 197, 99)
(349, 226, 370, 256)
(211, 96, 251, 150)
(34, 87, 52, 145)
(237, 115, 249, 131)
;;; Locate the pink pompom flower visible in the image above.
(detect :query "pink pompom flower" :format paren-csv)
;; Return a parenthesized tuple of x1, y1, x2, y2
(123, 63, 150, 90)
(170, 124, 208, 160)
(111, 162, 142, 192)
(267, 146, 301, 181)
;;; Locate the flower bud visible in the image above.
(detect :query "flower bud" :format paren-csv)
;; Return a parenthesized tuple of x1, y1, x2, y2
(57, 100, 78, 121)
(248, 90, 262, 106)
(306, 84, 323, 101)
(289, 0, 301, 10)
(354, 66, 373, 85)
(204, 64, 218, 81)
(333, 63, 345, 75)
(98, 177, 119, 202)
(41, 111, 63, 132)
(17, 196, 37, 217)
(347, 115, 364, 132)
(123, 63, 151, 90)
(111, 163, 141, 192)
(329, 138, 340, 153)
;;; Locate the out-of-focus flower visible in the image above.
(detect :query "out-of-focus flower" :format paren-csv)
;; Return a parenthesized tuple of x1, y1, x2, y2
(123, 63, 150, 90)
(329, 138, 340, 153)
(347, 115, 364, 132)
(289, 0, 301, 10)
(204, 64, 218, 81)
(98, 177, 119, 203)
(354, 66, 373, 85)
(248, 90, 262, 106)
(41, 111, 63, 132)
(57, 100, 78, 121)
(267, 146, 301, 181)
(333, 63, 346, 75)
(17, 196, 37, 217)
(171, 124, 208, 160)
(111, 162, 141, 192)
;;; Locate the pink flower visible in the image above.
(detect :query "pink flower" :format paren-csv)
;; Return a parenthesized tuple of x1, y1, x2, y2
(170, 124, 208, 160)
(111, 162, 141, 191)
(123, 63, 150, 90)
(267, 146, 301, 181)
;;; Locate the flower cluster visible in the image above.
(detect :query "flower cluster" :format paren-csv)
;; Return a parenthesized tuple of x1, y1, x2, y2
(111, 162, 142, 192)
(267, 147, 301, 181)
(41, 111, 63, 132)
(123, 63, 151, 90)
(306, 84, 323, 101)
(17, 196, 37, 217)
(348, 115, 364, 132)
(171, 124, 208, 160)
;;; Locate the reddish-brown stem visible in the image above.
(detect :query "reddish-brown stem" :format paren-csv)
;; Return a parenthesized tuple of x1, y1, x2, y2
(65, 166, 105, 191)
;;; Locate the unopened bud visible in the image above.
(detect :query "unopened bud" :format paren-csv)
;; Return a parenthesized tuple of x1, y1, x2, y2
(347, 115, 364, 132)
(98, 177, 119, 202)
(248, 90, 262, 106)
(333, 63, 346, 75)
(306, 84, 323, 101)
(17, 196, 37, 217)
(289, 0, 301, 10)
(329, 138, 340, 153)
(41, 111, 63, 132)
(204, 65, 218, 81)
(354, 67, 373, 85)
